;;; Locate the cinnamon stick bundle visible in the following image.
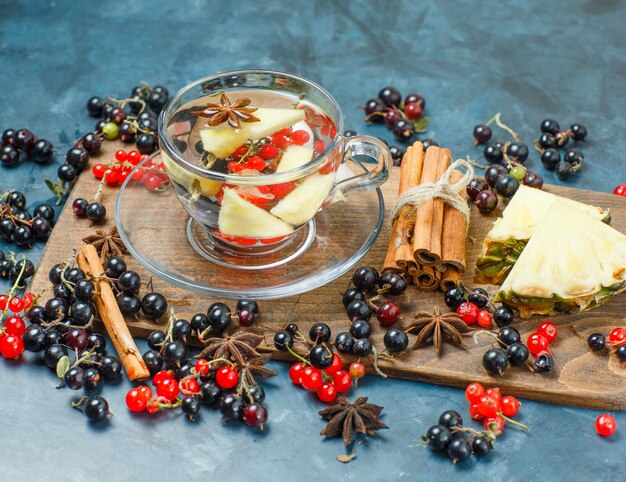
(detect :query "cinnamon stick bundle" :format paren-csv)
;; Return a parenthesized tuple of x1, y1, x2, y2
(439, 169, 468, 291)
(77, 244, 150, 381)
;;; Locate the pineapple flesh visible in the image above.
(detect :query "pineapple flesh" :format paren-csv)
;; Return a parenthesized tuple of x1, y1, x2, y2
(494, 200, 626, 318)
(475, 186, 610, 285)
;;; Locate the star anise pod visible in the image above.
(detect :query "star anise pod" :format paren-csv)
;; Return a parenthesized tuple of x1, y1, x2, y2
(198, 330, 263, 365)
(239, 354, 277, 386)
(319, 396, 388, 446)
(404, 307, 470, 354)
(82, 226, 127, 265)
(192, 93, 260, 129)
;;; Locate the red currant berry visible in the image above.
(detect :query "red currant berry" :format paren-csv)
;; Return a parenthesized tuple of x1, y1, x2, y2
(301, 366, 323, 391)
(349, 362, 366, 382)
(0, 335, 24, 359)
(465, 382, 485, 403)
(485, 387, 502, 403)
(404, 102, 423, 120)
(104, 168, 119, 185)
(119, 169, 130, 184)
(92, 163, 106, 180)
(230, 145, 248, 160)
(377, 301, 401, 326)
(596, 413, 617, 437)
(144, 174, 162, 191)
(8, 297, 24, 313)
(317, 382, 337, 403)
(227, 161, 239, 172)
(146, 403, 159, 415)
(242, 403, 268, 428)
(323, 353, 343, 375)
(215, 366, 239, 389)
(289, 362, 304, 385)
(477, 395, 501, 418)
(527, 332, 549, 355)
(331, 370, 352, 393)
(246, 155, 266, 171)
(276, 128, 292, 137)
(609, 327, 626, 346)
(484, 415, 505, 434)
(0, 294, 8, 310)
(258, 144, 279, 160)
(152, 369, 174, 386)
(4, 316, 25, 337)
(269, 181, 296, 201)
(115, 149, 127, 162)
(127, 150, 141, 165)
(457, 302, 480, 324)
(477, 310, 493, 328)
(138, 385, 153, 402)
(537, 321, 558, 343)
(132, 167, 145, 182)
(313, 139, 325, 154)
(613, 184, 626, 197)
(272, 134, 292, 149)
(501, 395, 520, 417)
(156, 378, 179, 401)
(469, 403, 484, 420)
(194, 358, 210, 377)
(291, 130, 311, 146)
(126, 387, 148, 412)
(179, 376, 200, 394)
(22, 292, 34, 309)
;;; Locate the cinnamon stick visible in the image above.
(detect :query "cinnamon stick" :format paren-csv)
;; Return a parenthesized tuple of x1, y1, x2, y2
(413, 264, 441, 292)
(382, 143, 425, 272)
(440, 265, 461, 292)
(77, 245, 150, 381)
(440, 169, 468, 273)
(412, 147, 452, 266)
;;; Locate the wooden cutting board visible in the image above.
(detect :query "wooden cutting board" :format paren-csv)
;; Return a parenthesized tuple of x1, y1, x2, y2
(30, 140, 626, 410)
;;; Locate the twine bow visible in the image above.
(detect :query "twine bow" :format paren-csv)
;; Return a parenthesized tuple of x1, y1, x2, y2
(391, 159, 475, 225)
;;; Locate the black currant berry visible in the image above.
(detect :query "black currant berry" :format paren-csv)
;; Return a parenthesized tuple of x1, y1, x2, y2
(86, 202, 106, 222)
(105, 256, 127, 278)
(378, 271, 408, 296)
(378, 86, 402, 107)
(471, 436, 491, 456)
(473, 125, 492, 144)
(86, 96, 105, 117)
(587, 333, 606, 351)
(493, 306, 514, 327)
(99, 355, 122, 380)
(84, 367, 102, 390)
(352, 338, 372, 357)
(424, 424, 451, 451)
(352, 266, 379, 293)
(64, 367, 86, 390)
(483, 348, 509, 375)
(236, 299, 259, 314)
(309, 345, 334, 369)
(438, 410, 463, 429)
(540, 118, 560, 135)
(83, 396, 110, 422)
(495, 174, 520, 198)
(350, 319, 371, 339)
(346, 300, 371, 321)
(273, 331, 293, 352)
(31, 139, 54, 164)
(541, 148, 560, 170)
(72, 198, 89, 217)
(162, 341, 187, 367)
(23, 325, 46, 352)
(172, 319, 192, 340)
(570, 123, 587, 142)
(444, 286, 466, 309)
(207, 302, 231, 332)
(363, 98, 386, 122)
(555, 161, 574, 180)
(334, 332, 354, 353)
(383, 328, 408, 353)
(309, 323, 331, 343)
(468, 288, 489, 308)
(118, 270, 141, 293)
(219, 393, 243, 420)
(143, 350, 164, 375)
(81, 132, 101, 155)
(534, 353, 554, 372)
(190, 313, 210, 334)
(506, 342, 529, 366)
(141, 292, 168, 319)
(498, 326, 521, 347)
(506, 143, 529, 163)
(44, 344, 68, 369)
(484, 144, 503, 164)
(342, 288, 365, 308)
(447, 437, 472, 464)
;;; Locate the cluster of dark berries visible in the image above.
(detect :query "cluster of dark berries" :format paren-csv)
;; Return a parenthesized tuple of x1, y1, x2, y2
(536, 119, 588, 180)
(0, 251, 35, 286)
(337, 267, 408, 358)
(137, 300, 268, 427)
(444, 284, 514, 329)
(482, 321, 557, 376)
(1, 128, 55, 167)
(71, 174, 109, 223)
(362, 87, 430, 145)
(86, 83, 168, 154)
(588, 327, 626, 362)
(0, 191, 55, 247)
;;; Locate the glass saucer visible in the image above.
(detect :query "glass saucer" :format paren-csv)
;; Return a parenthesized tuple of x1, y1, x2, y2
(115, 156, 384, 300)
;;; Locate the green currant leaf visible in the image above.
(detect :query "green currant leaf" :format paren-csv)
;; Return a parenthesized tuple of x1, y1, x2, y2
(413, 116, 429, 133)
(56, 355, 71, 379)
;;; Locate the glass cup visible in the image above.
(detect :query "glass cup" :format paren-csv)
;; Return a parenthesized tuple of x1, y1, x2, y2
(158, 70, 391, 264)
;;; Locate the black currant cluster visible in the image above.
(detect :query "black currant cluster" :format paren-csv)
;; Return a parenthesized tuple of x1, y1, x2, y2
(86, 83, 169, 155)
(588, 328, 626, 363)
(72, 396, 111, 422)
(536, 119, 588, 180)
(0, 191, 55, 247)
(423, 410, 492, 463)
(482, 326, 531, 376)
(0, 250, 35, 286)
(72, 197, 106, 223)
(102, 256, 168, 319)
(1, 128, 55, 167)
(444, 284, 515, 327)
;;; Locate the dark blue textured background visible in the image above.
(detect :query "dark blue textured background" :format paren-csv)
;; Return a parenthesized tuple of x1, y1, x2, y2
(1, 0, 625, 480)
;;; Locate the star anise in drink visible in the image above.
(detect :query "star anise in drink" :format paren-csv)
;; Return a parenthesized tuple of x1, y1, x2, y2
(404, 307, 470, 354)
(319, 396, 388, 446)
(192, 93, 260, 129)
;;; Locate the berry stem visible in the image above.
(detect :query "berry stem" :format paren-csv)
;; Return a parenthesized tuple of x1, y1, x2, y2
(498, 412, 529, 431)
(485, 113, 520, 142)
(285, 343, 310, 366)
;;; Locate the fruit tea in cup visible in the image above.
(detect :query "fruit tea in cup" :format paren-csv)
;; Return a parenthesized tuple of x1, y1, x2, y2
(162, 87, 343, 247)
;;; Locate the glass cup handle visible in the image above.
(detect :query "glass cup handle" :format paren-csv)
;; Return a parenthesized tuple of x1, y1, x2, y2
(326, 135, 392, 204)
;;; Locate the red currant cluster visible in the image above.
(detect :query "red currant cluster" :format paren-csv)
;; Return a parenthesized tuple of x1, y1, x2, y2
(614, 184, 626, 197)
(535, 119, 587, 181)
(587, 327, 626, 363)
(1, 127, 55, 167)
(92, 149, 168, 191)
(0, 291, 36, 358)
(423, 383, 526, 464)
(526, 321, 558, 371)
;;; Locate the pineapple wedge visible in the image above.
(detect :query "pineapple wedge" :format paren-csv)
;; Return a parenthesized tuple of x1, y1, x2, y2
(494, 200, 626, 318)
(475, 186, 610, 284)
(270, 173, 334, 226)
(218, 188, 293, 238)
(275, 145, 314, 173)
(200, 108, 305, 158)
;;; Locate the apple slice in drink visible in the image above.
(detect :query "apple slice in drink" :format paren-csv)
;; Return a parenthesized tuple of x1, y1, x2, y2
(218, 188, 294, 238)
(161, 152, 222, 196)
(200, 107, 306, 158)
(270, 173, 334, 226)
(275, 145, 314, 173)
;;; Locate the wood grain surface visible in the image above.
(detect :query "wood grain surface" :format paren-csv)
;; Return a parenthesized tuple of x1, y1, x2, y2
(30, 140, 626, 410)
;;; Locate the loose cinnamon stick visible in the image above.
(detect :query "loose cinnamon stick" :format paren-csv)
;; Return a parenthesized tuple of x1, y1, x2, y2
(413, 264, 441, 292)
(440, 265, 461, 292)
(77, 245, 150, 381)
(412, 147, 452, 266)
(440, 169, 468, 273)
(382, 143, 425, 272)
